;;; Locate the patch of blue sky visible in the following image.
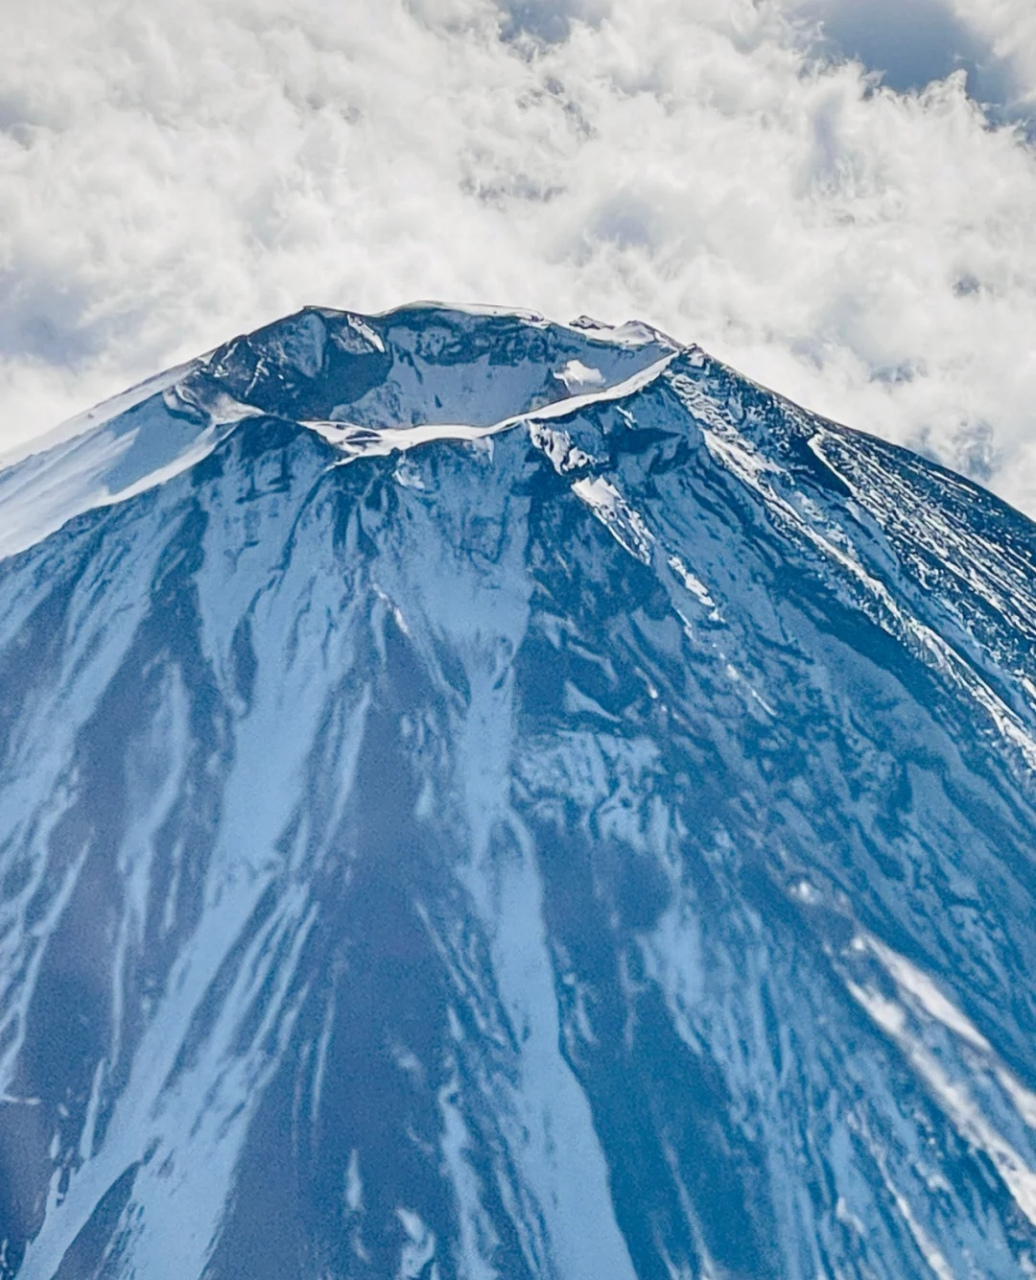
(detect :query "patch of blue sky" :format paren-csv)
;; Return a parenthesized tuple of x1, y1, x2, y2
(798, 0, 1034, 133)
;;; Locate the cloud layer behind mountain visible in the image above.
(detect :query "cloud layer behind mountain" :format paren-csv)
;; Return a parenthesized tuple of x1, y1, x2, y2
(2, 0, 1036, 512)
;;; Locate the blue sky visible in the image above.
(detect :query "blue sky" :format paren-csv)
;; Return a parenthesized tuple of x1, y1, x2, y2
(505, 0, 1034, 122)
(2, 0, 1035, 512)
(807, 0, 1029, 123)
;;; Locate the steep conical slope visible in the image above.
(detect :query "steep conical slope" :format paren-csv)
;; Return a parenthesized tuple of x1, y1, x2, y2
(2, 304, 1036, 1279)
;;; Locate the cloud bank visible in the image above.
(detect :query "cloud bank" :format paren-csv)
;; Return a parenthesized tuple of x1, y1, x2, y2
(2, 0, 1036, 513)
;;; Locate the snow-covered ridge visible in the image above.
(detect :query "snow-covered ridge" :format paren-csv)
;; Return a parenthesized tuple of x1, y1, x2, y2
(0, 304, 681, 562)
(301, 352, 678, 461)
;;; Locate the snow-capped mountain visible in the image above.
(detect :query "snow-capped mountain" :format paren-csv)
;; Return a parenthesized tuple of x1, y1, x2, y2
(2, 302, 1036, 1279)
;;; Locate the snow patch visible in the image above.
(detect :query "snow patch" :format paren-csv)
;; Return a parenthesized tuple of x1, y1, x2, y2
(572, 476, 654, 564)
(555, 359, 605, 393)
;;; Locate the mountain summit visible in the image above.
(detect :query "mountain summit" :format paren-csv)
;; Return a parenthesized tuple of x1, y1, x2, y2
(2, 304, 1036, 1279)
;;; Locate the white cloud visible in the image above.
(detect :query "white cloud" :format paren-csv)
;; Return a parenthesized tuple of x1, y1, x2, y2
(950, 0, 1036, 109)
(2, 0, 1036, 513)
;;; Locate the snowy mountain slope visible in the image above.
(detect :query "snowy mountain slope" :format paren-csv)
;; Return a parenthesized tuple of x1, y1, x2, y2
(2, 303, 1036, 1278)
